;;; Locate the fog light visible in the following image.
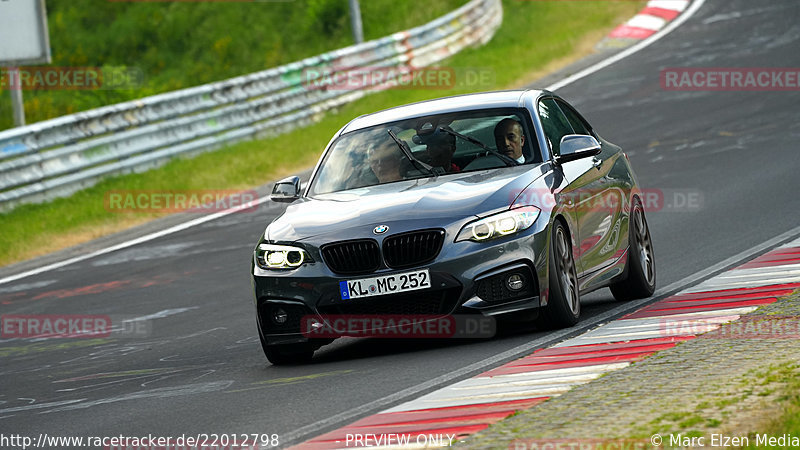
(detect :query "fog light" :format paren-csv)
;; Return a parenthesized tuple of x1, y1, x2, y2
(272, 308, 288, 324)
(506, 273, 525, 291)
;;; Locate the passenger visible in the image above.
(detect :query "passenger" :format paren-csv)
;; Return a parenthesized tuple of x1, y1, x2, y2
(494, 118, 527, 164)
(368, 141, 404, 183)
(424, 127, 460, 172)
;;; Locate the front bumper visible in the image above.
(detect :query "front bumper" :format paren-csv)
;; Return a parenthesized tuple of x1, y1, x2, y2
(252, 224, 550, 346)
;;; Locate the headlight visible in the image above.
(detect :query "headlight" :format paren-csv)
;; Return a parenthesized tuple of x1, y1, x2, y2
(255, 244, 313, 270)
(456, 206, 540, 242)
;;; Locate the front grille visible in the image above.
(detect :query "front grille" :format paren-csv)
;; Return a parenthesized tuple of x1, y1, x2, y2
(318, 288, 460, 316)
(383, 229, 444, 269)
(321, 239, 381, 274)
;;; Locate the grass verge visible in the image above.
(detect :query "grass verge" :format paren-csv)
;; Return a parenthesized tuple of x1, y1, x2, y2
(0, 0, 645, 268)
(742, 363, 800, 449)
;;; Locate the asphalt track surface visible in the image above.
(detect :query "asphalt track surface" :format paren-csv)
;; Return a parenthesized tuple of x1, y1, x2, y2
(1, 0, 799, 447)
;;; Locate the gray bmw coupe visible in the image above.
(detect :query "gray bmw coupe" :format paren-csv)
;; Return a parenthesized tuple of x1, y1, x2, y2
(252, 90, 655, 364)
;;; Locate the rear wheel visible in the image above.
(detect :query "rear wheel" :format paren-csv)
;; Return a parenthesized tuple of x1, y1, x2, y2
(611, 199, 656, 301)
(538, 221, 580, 328)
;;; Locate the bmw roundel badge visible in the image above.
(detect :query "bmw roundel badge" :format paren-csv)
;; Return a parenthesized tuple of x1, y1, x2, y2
(373, 225, 389, 235)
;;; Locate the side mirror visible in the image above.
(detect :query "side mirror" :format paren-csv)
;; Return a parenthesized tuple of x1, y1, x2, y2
(270, 176, 301, 203)
(556, 134, 602, 164)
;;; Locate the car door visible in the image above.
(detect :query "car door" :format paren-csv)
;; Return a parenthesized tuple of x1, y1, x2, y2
(555, 98, 624, 279)
(537, 97, 612, 280)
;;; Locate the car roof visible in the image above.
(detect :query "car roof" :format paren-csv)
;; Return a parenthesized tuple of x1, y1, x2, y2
(340, 89, 545, 134)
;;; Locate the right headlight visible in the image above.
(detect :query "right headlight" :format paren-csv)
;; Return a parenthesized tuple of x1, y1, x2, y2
(456, 206, 540, 242)
(254, 244, 313, 270)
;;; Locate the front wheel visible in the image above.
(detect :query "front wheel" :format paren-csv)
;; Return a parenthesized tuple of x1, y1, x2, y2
(537, 221, 580, 328)
(610, 199, 656, 301)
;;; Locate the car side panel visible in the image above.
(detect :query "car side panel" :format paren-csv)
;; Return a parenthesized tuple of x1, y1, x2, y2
(577, 138, 637, 292)
(572, 140, 623, 277)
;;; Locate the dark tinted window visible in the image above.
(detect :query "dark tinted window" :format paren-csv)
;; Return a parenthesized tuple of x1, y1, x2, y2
(556, 99, 591, 136)
(538, 98, 574, 156)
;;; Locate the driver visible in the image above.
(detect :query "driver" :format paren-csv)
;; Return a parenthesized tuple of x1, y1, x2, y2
(494, 118, 526, 164)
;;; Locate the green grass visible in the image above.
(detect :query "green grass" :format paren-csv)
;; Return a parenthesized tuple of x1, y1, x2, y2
(0, 0, 645, 267)
(742, 363, 800, 449)
(642, 362, 800, 449)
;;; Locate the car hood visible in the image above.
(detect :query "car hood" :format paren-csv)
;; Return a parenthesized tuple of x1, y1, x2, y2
(266, 165, 547, 243)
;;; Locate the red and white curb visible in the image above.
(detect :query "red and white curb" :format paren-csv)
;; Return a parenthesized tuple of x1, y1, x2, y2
(608, 0, 692, 40)
(293, 237, 800, 449)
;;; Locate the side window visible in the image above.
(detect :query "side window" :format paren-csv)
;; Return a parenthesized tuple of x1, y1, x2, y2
(555, 100, 592, 136)
(538, 98, 574, 156)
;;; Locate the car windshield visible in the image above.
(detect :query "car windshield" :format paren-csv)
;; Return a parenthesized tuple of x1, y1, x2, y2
(308, 108, 539, 195)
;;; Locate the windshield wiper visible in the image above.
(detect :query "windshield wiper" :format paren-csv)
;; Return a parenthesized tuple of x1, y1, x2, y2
(387, 129, 441, 177)
(437, 126, 518, 167)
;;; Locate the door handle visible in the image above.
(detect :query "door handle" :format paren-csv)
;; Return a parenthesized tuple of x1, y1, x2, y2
(592, 156, 602, 169)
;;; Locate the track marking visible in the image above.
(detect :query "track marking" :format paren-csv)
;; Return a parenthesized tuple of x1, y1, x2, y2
(0, 198, 271, 286)
(546, 0, 707, 92)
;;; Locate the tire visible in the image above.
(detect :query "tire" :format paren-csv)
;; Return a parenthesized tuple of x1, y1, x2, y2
(537, 221, 580, 328)
(610, 199, 656, 301)
(258, 325, 314, 365)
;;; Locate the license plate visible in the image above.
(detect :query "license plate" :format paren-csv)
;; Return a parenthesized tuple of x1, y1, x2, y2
(339, 269, 431, 300)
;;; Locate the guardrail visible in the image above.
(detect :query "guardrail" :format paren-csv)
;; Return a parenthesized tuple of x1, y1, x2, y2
(0, 0, 502, 211)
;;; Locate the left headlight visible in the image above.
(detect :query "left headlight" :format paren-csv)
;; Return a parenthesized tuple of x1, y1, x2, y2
(456, 206, 540, 242)
(255, 244, 313, 270)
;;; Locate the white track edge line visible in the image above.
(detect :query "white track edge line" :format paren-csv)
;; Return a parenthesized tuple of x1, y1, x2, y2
(0, 196, 271, 286)
(546, 0, 706, 92)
